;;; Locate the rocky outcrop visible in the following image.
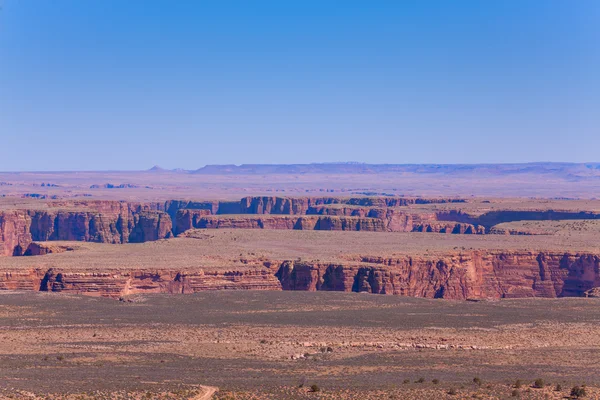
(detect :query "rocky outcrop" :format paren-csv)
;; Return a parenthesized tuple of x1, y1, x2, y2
(23, 242, 74, 256)
(412, 222, 485, 234)
(128, 212, 173, 243)
(313, 216, 387, 231)
(174, 209, 213, 235)
(0, 269, 45, 291)
(0, 211, 33, 256)
(584, 287, 600, 297)
(29, 268, 282, 297)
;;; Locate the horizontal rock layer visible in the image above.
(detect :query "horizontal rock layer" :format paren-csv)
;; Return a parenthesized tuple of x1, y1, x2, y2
(0, 250, 598, 299)
(3, 196, 600, 257)
(240, 196, 465, 214)
(0, 202, 173, 256)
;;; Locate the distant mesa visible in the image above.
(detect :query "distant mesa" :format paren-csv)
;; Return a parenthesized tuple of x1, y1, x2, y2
(90, 183, 139, 189)
(138, 162, 600, 176)
(147, 165, 188, 173)
(189, 162, 600, 176)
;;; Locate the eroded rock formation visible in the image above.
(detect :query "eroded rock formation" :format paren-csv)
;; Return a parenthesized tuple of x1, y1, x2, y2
(1, 248, 599, 299)
(0, 201, 175, 256)
(3, 196, 599, 259)
(275, 251, 600, 299)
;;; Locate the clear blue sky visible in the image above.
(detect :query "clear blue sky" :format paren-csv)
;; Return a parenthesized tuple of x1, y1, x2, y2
(1, 1, 598, 171)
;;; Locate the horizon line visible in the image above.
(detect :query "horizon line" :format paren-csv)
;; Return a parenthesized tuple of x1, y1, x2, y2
(1, 161, 599, 174)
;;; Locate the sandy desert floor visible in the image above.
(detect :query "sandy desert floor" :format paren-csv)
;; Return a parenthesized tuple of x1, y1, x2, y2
(0, 291, 599, 399)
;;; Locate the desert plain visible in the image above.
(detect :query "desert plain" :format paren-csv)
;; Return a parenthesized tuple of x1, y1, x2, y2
(0, 164, 600, 399)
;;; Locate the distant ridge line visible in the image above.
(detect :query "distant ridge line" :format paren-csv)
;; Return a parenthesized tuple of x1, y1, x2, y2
(141, 162, 600, 176)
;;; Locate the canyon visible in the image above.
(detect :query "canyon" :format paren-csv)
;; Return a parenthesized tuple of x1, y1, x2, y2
(2, 168, 600, 399)
(1, 196, 599, 300)
(0, 226, 598, 300)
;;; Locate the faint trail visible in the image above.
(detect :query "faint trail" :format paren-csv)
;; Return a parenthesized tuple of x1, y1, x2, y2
(192, 385, 218, 400)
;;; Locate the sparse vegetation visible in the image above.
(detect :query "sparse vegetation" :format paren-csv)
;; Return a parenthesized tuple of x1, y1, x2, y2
(514, 379, 522, 388)
(310, 384, 320, 393)
(4, 287, 600, 398)
(533, 378, 545, 388)
(571, 386, 587, 398)
(415, 377, 425, 383)
(473, 377, 482, 386)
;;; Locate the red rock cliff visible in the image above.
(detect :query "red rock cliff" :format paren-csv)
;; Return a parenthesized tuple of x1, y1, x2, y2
(276, 251, 600, 299)
(0, 201, 175, 256)
(2, 250, 598, 299)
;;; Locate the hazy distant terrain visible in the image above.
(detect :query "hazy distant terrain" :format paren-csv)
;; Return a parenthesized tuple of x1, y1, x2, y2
(1, 162, 599, 200)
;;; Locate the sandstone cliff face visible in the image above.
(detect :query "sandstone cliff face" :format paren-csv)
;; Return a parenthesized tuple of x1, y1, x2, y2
(3, 196, 598, 258)
(240, 196, 321, 214)
(313, 216, 387, 231)
(240, 196, 465, 215)
(177, 214, 390, 232)
(128, 212, 173, 243)
(436, 210, 600, 229)
(235, 197, 488, 234)
(174, 209, 213, 235)
(0, 201, 176, 256)
(0, 211, 33, 256)
(19, 268, 281, 297)
(412, 222, 485, 234)
(1, 249, 599, 299)
(0, 268, 45, 291)
(275, 252, 600, 299)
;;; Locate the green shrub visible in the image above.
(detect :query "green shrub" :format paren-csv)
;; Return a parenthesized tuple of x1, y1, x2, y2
(514, 379, 522, 388)
(473, 377, 482, 386)
(533, 378, 545, 388)
(415, 377, 425, 383)
(571, 386, 586, 398)
(310, 384, 320, 393)
(432, 379, 439, 385)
